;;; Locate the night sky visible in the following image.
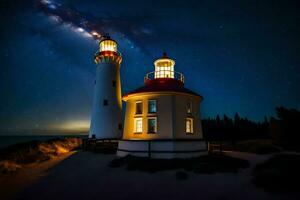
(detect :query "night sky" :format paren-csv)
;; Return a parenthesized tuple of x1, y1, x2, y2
(1, 0, 300, 133)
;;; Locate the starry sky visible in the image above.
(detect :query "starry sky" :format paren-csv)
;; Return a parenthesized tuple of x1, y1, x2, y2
(0, 0, 300, 133)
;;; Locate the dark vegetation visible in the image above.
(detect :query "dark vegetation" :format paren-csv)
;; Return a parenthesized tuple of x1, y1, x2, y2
(109, 154, 249, 179)
(202, 106, 300, 152)
(270, 107, 300, 151)
(252, 154, 300, 193)
(202, 113, 269, 141)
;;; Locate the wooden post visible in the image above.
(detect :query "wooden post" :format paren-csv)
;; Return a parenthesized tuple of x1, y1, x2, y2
(207, 141, 210, 153)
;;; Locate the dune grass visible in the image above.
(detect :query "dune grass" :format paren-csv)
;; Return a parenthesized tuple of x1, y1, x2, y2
(0, 138, 82, 173)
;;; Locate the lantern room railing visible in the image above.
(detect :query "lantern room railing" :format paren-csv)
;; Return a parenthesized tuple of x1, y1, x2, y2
(94, 50, 122, 64)
(94, 50, 122, 57)
(144, 70, 185, 83)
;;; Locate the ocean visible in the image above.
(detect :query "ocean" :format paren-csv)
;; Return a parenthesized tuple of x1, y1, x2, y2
(0, 134, 88, 149)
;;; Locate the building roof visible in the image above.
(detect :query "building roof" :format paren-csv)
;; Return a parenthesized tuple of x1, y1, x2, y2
(99, 34, 117, 43)
(123, 78, 202, 100)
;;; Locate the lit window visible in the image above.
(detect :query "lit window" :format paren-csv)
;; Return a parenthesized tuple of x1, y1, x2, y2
(134, 118, 143, 133)
(148, 100, 157, 113)
(135, 101, 142, 114)
(187, 101, 192, 114)
(186, 118, 193, 134)
(147, 118, 157, 133)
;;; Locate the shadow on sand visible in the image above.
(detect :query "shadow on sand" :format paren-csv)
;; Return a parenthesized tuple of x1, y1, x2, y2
(252, 154, 300, 194)
(109, 154, 249, 180)
(84, 142, 118, 154)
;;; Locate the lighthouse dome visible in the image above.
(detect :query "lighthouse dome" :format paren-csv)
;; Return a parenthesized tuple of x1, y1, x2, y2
(154, 52, 175, 68)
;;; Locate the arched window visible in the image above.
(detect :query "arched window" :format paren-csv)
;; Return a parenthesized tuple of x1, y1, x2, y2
(186, 118, 193, 134)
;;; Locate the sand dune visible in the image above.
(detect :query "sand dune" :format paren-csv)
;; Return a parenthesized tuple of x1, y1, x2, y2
(0, 138, 82, 200)
(0, 138, 82, 173)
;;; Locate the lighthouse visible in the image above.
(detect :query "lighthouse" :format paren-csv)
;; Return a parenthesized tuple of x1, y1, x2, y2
(117, 53, 207, 158)
(89, 36, 122, 139)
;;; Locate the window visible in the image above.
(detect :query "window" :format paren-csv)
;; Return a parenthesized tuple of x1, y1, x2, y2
(103, 99, 108, 106)
(187, 101, 192, 114)
(186, 118, 193, 134)
(134, 118, 143, 133)
(135, 101, 143, 114)
(118, 123, 122, 130)
(148, 100, 157, 113)
(112, 80, 116, 87)
(147, 118, 157, 133)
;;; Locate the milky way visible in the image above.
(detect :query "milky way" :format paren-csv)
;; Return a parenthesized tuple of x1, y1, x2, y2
(0, 0, 300, 133)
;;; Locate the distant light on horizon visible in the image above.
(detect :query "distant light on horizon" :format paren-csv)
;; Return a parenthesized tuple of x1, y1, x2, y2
(50, 119, 90, 132)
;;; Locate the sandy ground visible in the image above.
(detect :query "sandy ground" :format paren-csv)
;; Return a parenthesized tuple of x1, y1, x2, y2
(0, 151, 294, 200)
(0, 152, 76, 200)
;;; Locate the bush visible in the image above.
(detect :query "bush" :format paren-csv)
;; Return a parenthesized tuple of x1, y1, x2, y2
(252, 154, 300, 193)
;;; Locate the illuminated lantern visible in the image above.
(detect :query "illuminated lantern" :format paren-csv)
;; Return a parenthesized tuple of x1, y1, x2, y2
(99, 39, 117, 52)
(154, 53, 175, 79)
(117, 53, 207, 158)
(89, 35, 122, 139)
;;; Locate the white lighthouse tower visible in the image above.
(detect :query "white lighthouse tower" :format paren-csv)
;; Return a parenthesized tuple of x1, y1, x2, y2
(89, 35, 122, 139)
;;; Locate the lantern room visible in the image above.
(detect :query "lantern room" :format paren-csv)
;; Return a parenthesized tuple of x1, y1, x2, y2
(154, 53, 175, 79)
(94, 35, 121, 64)
(99, 37, 117, 52)
(144, 53, 184, 84)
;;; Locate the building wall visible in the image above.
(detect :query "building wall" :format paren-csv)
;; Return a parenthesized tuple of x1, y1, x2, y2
(174, 95, 203, 139)
(122, 94, 173, 139)
(89, 60, 122, 139)
(122, 92, 203, 140)
(117, 140, 207, 158)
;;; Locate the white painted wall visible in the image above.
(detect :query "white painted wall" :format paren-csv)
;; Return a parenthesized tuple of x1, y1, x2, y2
(89, 59, 122, 139)
(122, 94, 173, 140)
(173, 95, 203, 139)
(117, 140, 208, 158)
